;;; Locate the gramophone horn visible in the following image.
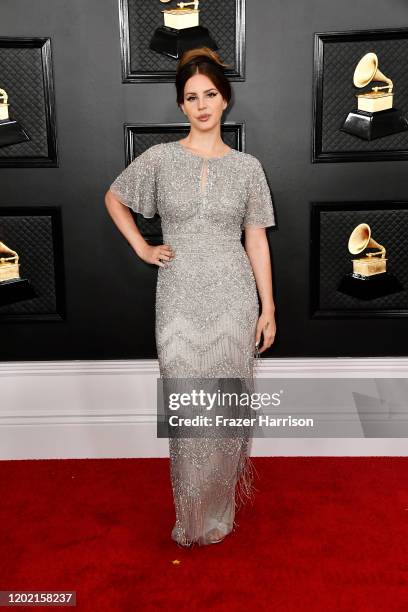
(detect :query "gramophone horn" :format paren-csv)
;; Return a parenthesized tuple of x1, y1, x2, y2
(348, 223, 386, 258)
(348, 223, 371, 254)
(353, 52, 393, 90)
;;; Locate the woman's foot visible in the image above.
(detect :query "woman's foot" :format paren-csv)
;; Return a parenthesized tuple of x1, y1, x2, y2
(171, 523, 194, 547)
(171, 521, 232, 547)
(199, 523, 232, 545)
(202, 527, 226, 544)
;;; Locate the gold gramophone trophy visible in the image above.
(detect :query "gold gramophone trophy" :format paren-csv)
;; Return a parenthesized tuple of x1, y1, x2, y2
(0, 87, 30, 147)
(341, 52, 408, 141)
(337, 223, 402, 300)
(349, 222, 387, 277)
(0, 240, 36, 306)
(150, 0, 218, 59)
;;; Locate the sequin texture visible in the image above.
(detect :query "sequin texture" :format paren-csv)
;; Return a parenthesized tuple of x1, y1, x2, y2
(109, 140, 275, 547)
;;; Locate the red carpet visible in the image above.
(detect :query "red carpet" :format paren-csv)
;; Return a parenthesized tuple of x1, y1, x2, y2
(1, 457, 408, 611)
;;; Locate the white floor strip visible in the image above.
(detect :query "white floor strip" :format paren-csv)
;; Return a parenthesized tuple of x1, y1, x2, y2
(0, 358, 407, 459)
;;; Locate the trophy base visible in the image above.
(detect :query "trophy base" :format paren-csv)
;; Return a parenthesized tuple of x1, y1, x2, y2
(337, 272, 403, 300)
(0, 277, 37, 306)
(150, 26, 218, 59)
(0, 118, 30, 148)
(340, 108, 408, 141)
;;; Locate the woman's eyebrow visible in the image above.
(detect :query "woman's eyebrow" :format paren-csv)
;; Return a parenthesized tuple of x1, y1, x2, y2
(185, 88, 217, 95)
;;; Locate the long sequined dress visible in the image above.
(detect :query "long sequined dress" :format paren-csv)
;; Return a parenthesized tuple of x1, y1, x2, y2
(109, 140, 275, 547)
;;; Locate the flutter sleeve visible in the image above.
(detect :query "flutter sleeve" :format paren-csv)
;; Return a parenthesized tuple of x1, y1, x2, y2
(109, 143, 161, 218)
(242, 157, 276, 229)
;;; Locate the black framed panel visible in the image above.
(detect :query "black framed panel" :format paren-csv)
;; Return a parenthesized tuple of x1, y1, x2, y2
(0, 206, 66, 322)
(312, 27, 408, 163)
(122, 122, 245, 244)
(0, 37, 58, 167)
(310, 201, 408, 319)
(118, 0, 245, 83)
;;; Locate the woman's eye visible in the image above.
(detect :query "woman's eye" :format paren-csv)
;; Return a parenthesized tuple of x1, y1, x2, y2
(186, 92, 217, 102)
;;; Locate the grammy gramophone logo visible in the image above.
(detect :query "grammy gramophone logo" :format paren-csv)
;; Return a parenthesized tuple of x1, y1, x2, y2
(0, 240, 36, 306)
(337, 223, 403, 300)
(150, 0, 218, 59)
(0, 87, 30, 148)
(341, 52, 408, 141)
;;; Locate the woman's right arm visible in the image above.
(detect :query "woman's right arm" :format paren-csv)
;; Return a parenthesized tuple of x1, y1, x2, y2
(104, 189, 174, 268)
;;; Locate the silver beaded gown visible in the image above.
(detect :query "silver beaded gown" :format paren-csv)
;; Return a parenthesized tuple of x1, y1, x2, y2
(109, 140, 275, 547)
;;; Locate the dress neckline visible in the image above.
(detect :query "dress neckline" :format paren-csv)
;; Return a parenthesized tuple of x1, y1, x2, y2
(175, 140, 235, 160)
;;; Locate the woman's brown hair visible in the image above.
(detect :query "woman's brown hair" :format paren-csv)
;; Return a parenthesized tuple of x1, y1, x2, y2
(175, 46, 232, 108)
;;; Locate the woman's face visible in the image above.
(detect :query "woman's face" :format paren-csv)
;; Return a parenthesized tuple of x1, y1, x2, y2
(180, 73, 227, 129)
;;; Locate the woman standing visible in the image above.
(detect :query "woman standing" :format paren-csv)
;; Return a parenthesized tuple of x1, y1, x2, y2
(105, 47, 276, 547)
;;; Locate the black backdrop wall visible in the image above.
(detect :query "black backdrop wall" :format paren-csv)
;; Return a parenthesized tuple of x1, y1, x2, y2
(1, 0, 408, 361)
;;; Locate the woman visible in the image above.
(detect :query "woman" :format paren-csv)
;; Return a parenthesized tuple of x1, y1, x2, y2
(105, 47, 276, 547)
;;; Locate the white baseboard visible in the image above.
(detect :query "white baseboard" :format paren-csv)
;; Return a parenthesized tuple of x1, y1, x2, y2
(1, 357, 408, 459)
